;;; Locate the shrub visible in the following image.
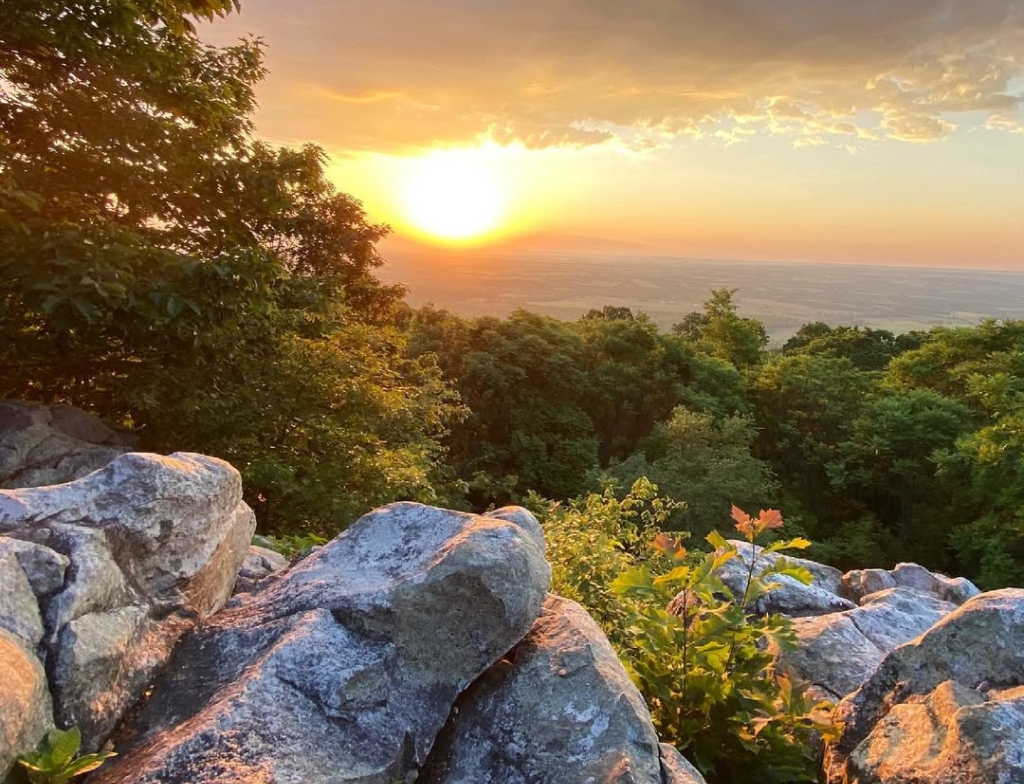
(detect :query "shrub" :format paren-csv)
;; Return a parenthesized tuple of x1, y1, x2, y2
(538, 487, 836, 784)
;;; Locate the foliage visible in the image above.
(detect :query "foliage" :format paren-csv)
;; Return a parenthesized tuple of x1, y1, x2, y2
(256, 532, 327, 560)
(673, 289, 767, 369)
(604, 407, 777, 538)
(783, 323, 922, 370)
(542, 490, 836, 783)
(612, 507, 835, 783)
(0, 0, 455, 535)
(17, 727, 115, 784)
(531, 478, 680, 643)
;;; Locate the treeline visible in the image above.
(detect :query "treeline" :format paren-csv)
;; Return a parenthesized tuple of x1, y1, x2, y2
(405, 300, 1024, 588)
(3, 0, 1021, 588)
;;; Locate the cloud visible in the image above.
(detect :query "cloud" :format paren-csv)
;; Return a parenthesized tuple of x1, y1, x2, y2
(223, 0, 1024, 152)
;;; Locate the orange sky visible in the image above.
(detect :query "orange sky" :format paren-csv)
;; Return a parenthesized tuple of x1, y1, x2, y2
(203, 1, 1024, 268)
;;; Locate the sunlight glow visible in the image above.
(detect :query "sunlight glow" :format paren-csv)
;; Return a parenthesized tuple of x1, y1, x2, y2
(401, 150, 504, 242)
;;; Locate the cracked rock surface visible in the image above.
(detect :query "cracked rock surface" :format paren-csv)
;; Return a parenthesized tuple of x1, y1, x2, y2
(0, 450, 254, 772)
(420, 594, 689, 784)
(90, 503, 551, 784)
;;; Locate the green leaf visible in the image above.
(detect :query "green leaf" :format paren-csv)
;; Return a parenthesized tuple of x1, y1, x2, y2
(48, 726, 82, 769)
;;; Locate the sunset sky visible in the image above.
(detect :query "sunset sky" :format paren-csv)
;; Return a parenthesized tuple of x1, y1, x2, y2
(205, 1, 1024, 268)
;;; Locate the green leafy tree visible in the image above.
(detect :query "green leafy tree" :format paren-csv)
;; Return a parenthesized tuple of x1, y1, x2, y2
(674, 290, 767, 369)
(783, 324, 920, 371)
(606, 407, 777, 538)
(1, 0, 455, 534)
(827, 390, 973, 568)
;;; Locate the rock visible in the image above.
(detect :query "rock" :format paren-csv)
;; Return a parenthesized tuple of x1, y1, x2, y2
(0, 452, 254, 615)
(843, 680, 1024, 784)
(842, 565, 980, 607)
(658, 744, 707, 784)
(421, 595, 663, 784)
(0, 451, 255, 749)
(232, 545, 290, 594)
(712, 540, 854, 617)
(841, 568, 897, 602)
(91, 503, 550, 784)
(0, 630, 54, 780)
(0, 401, 133, 489)
(890, 562, 943, 595)
(776, 614, 886, 701)
(850, 588, 955, 653)
(0, 549, 45, 648)
(0, 536, 69, 597)
(825, 588, 1024, 783)
(775, 588, 956, 700)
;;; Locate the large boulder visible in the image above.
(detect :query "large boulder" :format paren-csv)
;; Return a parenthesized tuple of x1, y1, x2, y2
(842, 563, 980, 606)
(774, 588, 956, 700)
(0, 630, 54, 778)
(421, 594, 676, 784)
(691, 540, 854, 618)
(825, 589, 1024, 783)
(90, 503, 551, 784)
(0, 452, 255, 752)
(0, 401, 133, 489)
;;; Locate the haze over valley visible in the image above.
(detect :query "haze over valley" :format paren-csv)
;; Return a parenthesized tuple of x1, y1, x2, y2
(380, 250, 1024, 341)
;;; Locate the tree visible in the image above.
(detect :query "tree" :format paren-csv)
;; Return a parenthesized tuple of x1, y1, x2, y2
(606, 407, 777, 537)
(784, 324, 919, 371)
(0, 1, 454, 534)
(673, 289, 767, 369)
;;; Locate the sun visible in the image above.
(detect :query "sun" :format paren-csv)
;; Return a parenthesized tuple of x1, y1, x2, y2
(402, 151, 504, 242)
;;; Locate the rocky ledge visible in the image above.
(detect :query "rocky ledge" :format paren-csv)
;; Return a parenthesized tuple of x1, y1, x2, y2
(0, 403, 1020, 784)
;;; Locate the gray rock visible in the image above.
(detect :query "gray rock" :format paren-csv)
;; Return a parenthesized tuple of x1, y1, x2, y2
(422, 595, 663, 784)
(845, 680, 1024, 784)
(0, 630, 53, 780)
(775, 614, 886, 700)
(714, 540, 854, 617)
(932, 574, 982, 606)
(90, 503, 550, 784)
(840, 568, 897, 603)
(0, 550, 44, 648)
(42, 526, 131, 637)
(844, 564, 980, 607)
(890, 562, 944, 595)
(0, 452, 254, 613)
(233, 545, 291, 594)
(658, 744, 707, 784)
(775, 587, 957, 700)
(52, 605, 149, 737)
(0, 536, 69, 597)
(0, 451, 255, 749)
(851, 588, 954, 653)
(240, 545, 289, 579)
(825, 588, 1024, 783)
(0, 401, 133, 489)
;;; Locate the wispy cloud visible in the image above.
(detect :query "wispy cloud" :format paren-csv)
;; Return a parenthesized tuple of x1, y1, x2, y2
(227, 0, 1024, 152)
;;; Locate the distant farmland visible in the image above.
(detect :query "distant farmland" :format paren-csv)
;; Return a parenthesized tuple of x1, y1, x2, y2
(379, 251, 1024, 341)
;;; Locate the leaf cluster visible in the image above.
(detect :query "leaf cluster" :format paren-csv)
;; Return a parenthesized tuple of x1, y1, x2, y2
(17, 726, 115, 784)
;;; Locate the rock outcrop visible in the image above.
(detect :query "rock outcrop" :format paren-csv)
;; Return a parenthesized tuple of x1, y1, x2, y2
(773, 588, 956, 700)
(705, 540, 856, 617)
(91, 503, 552, 784)
(825, 589, 1024, 784)
(421, 594, 667, 784)
(842, 563, 980, 606)
(0, 629, 53, 777)
(0, 451, 255, 763)
(0, 401, 134, 489)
